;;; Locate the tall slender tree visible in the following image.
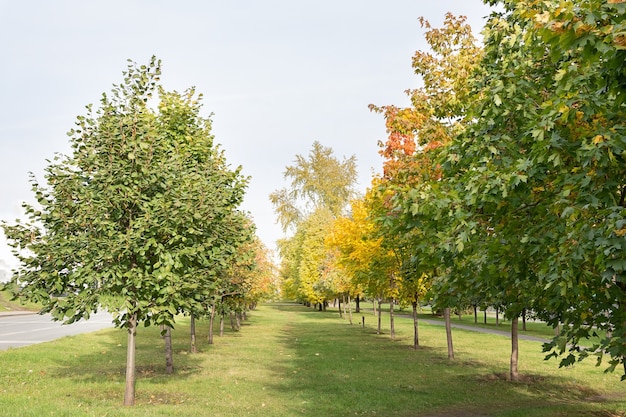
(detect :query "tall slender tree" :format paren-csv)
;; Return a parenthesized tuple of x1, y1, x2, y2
(271, 142, 358, 306)
(370, 13, 482, 358)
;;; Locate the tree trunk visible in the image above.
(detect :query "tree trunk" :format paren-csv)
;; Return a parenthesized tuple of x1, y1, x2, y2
(338, 297, 343, 319)
(347, 294, 353, 325)
(220, 315, 224, 337)
(208, 304, 215, 344)
(444, 307, 454, 360)
(412, 300, 419, 349)
(377, 299, 382, 335)
(496, 308, 500, 326)
(230, 311, 236, 329)
(522, 309, 527, 331)
(190, 313, 197, 354)
(510, 315, 519, 382)
(123, 313, 137, 406)
(163, 326, 173, 374)
(473, 305, 478, 324)
(355, 295, 360, 313)
(389, 299, 395, 340)
(484, 309, 487, 324)
(235, 312, 241, 330)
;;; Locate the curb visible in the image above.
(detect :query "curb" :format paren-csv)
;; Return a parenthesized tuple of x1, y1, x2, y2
(0, 311, 38, 318)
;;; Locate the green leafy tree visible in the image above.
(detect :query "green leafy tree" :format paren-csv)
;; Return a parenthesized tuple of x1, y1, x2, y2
(2, 57, 249, 404)
(288, 208, 336, 307)
(442, 0, 626, 379)
(371, 13, 482, 357)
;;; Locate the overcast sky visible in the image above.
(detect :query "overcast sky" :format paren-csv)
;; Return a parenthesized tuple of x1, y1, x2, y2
(0, 1, 493, 271)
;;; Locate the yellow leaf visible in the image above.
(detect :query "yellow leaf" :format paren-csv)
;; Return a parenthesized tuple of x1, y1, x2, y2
(615, 228, 626, 237)
(535, 11, 550, 24)
(592, 135, 604, 144)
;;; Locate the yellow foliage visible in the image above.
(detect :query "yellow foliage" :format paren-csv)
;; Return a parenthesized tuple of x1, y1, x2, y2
(592, 135, 604, 144)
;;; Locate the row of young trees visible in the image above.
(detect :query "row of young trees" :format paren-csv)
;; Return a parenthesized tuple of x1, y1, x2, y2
(274, 0, 626, 382)
(2, 57, 278, 405)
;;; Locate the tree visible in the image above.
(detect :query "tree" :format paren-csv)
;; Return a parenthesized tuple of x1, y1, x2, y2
(442, 0, 626, 379)
(243, 237, 280, 308)
(271, 142, 359, 307)
(325, 198, 375, 322)
(190, 210, 253, 349)
(270, 141, 358, 233)
(370, 13, 482, 357)
(364, 183, 405, 339)
(327, 195, 385, 331)
(326, 188, 401, 337)
(155, 88, 250, 369)
(2, 57, 249, 404)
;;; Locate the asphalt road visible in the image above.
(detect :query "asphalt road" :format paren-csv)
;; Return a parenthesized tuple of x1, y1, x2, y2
(0, 310, 114, 350)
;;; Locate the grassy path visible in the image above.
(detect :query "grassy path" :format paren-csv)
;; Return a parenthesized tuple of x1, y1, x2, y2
(0, 302, 624, 416)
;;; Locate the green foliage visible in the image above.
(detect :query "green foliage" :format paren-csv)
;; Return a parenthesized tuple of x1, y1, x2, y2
(2, 57, 250, 330)
(439, 0, 626, 376)
(364, 1, 626, 379)
(0, 283, 40, 312)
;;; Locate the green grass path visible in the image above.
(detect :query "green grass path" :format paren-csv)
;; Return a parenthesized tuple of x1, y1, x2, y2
(0, 302, 624, 416)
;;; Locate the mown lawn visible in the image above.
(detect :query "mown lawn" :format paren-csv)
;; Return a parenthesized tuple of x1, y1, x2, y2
(356, 301, 603, 343)
(0, 302, 624, 416)
(0, 285, 40, 312)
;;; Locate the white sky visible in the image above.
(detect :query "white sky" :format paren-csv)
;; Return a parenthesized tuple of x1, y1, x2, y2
(0, 1, 493, 271)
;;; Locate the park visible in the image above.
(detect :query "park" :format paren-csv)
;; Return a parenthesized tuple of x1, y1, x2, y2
(1, 296, 625, 416)
(1, 0, 625, 414)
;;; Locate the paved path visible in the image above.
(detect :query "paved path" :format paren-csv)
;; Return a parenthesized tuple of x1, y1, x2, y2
(0, 310, 114, 350)
(359, 309, 553, 343)
(418, 318, 551, 343)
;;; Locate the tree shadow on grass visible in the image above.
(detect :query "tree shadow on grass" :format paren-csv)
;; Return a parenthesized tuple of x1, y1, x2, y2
(47, 321, 209, 387)
(263, 303, 624, 417)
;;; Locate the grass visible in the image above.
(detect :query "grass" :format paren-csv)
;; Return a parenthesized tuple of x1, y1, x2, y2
(357, 302, 604, 344)
(0, 301, 624, 416)
(0, 285, 40, 312)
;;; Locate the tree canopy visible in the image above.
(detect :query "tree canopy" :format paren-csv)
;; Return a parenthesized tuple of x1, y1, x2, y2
(2, 57, 253, 404)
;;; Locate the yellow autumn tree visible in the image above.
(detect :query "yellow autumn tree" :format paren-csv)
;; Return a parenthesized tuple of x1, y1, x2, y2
(327, 191, 400, 336)
(271, 142, 359, 309)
